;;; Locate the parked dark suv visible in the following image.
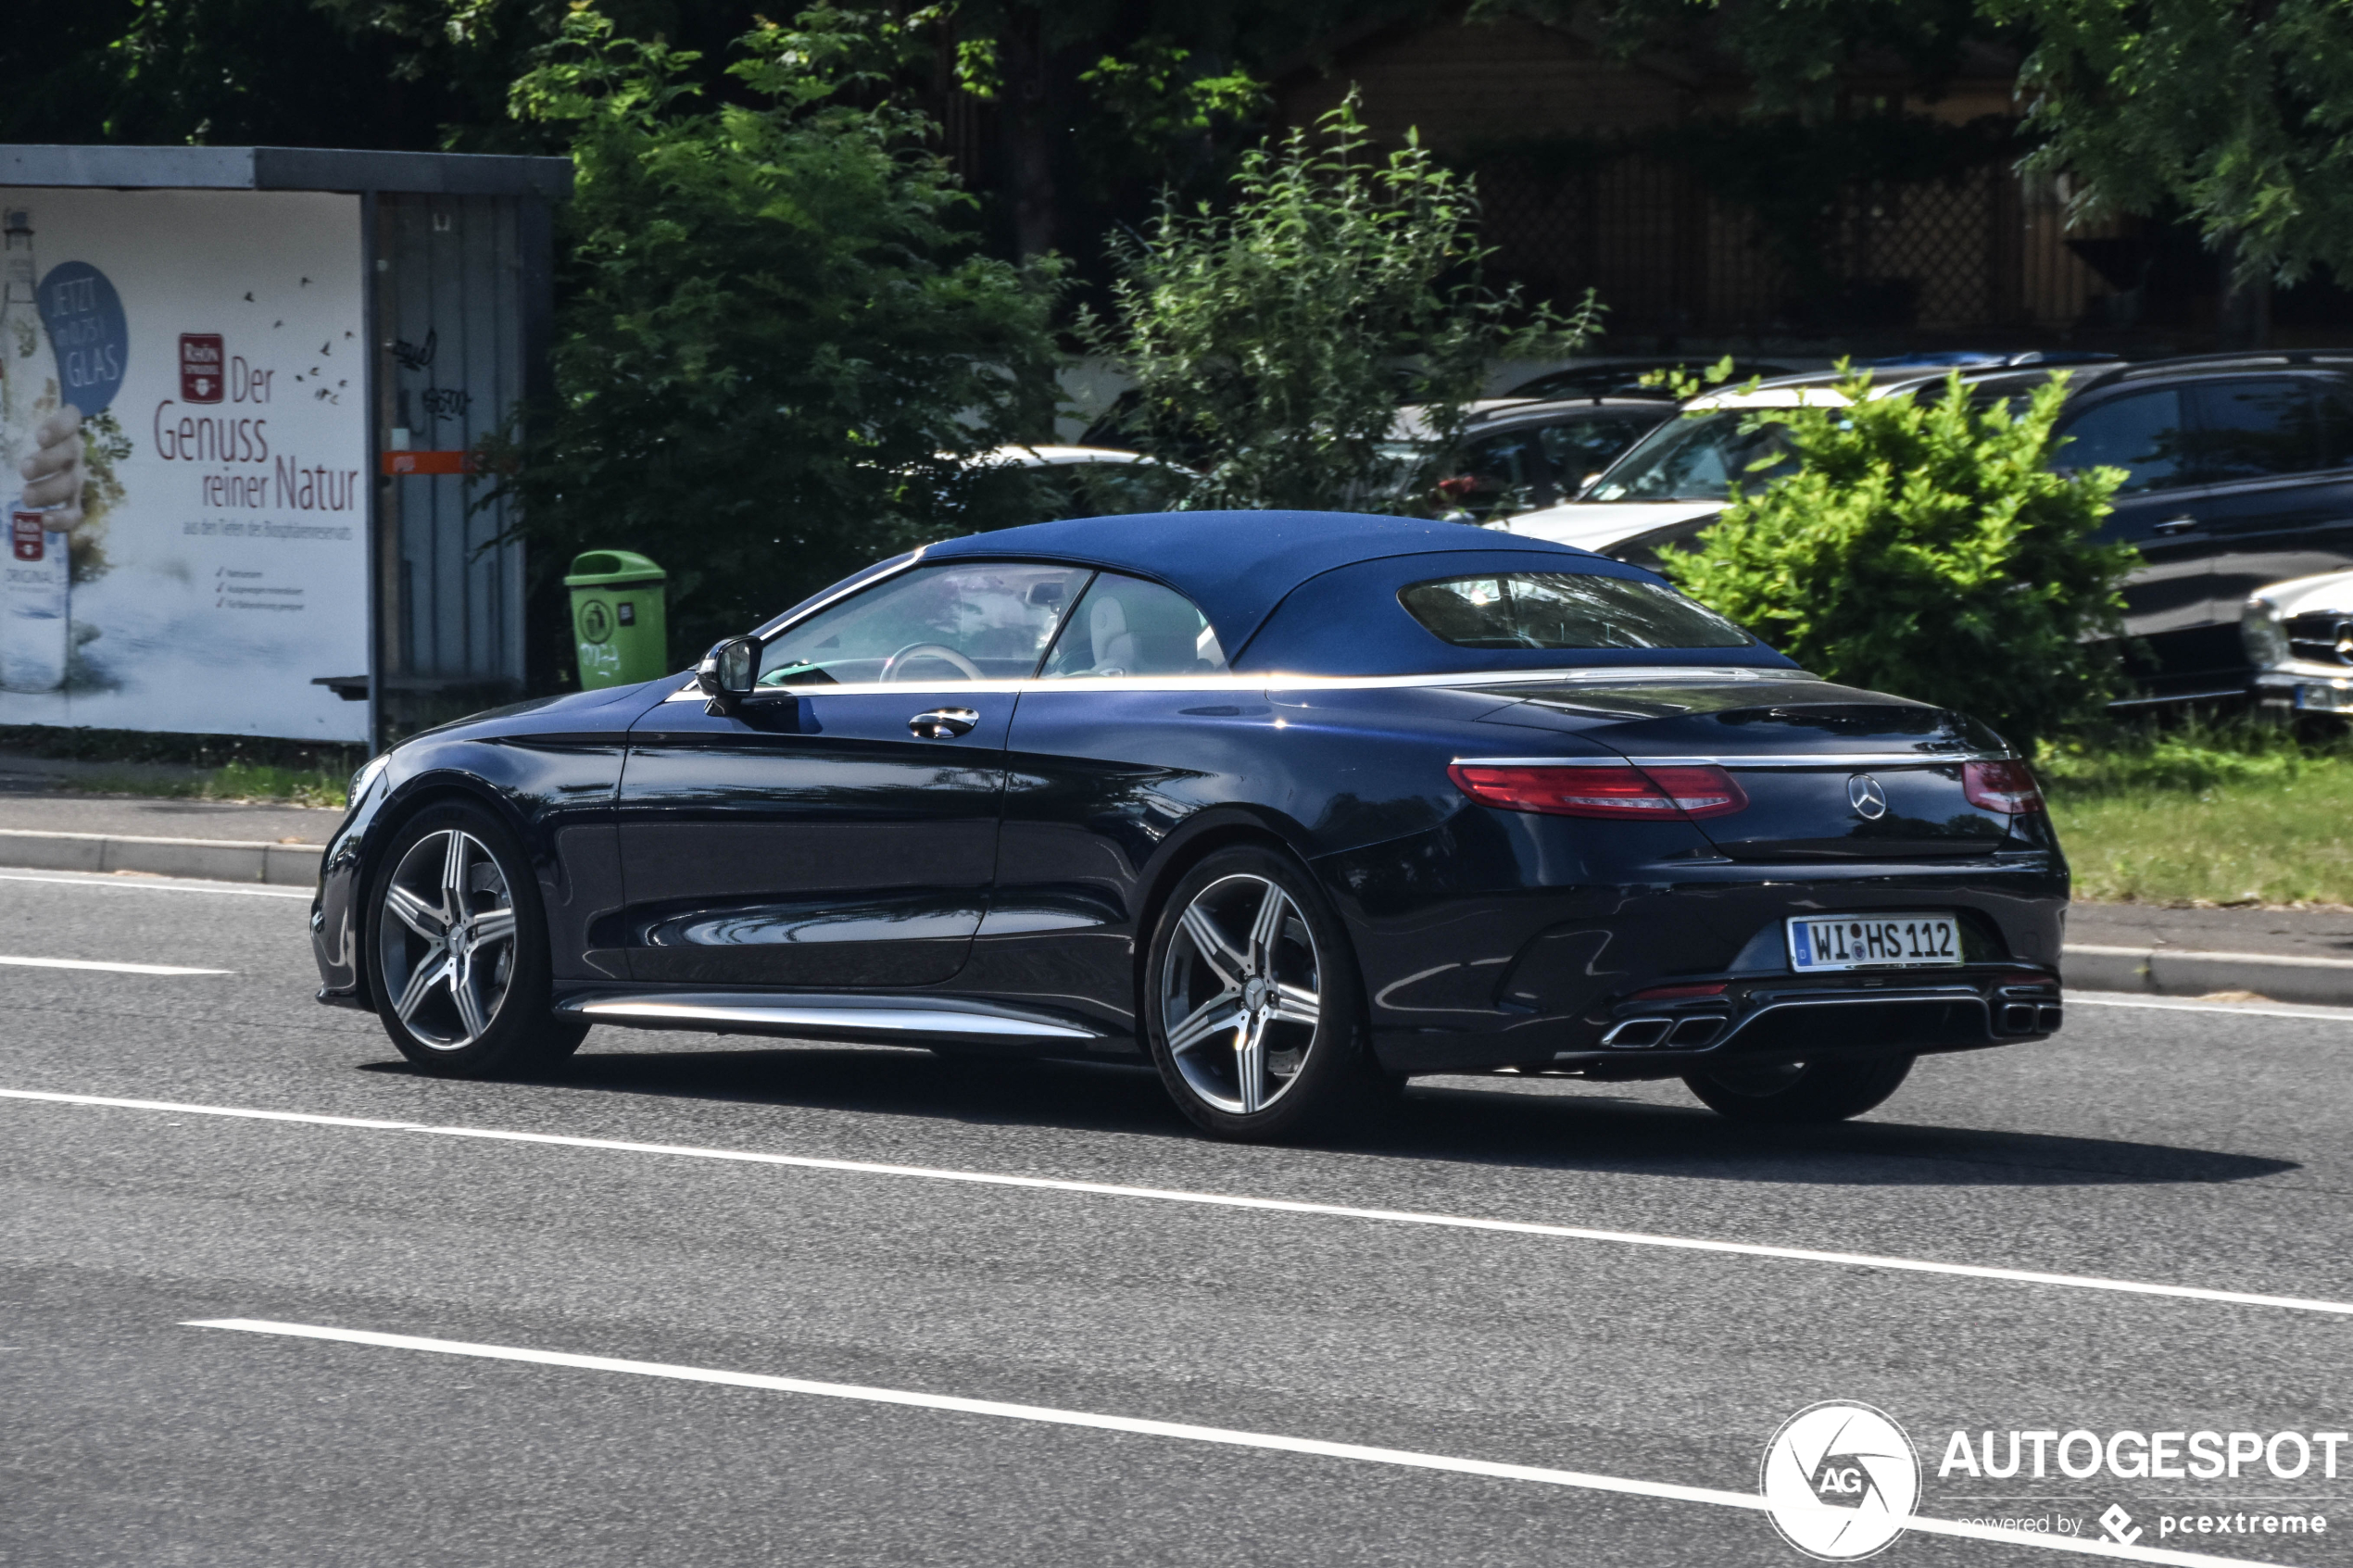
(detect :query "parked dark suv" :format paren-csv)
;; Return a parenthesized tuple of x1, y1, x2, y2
(1508, 350, 2353, 707)
(2034, 352, 2353, 704)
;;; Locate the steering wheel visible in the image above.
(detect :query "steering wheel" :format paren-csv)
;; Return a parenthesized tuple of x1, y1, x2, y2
(880, 642, 984, 683)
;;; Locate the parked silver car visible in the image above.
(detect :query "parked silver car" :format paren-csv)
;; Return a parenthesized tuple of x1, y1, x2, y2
(2244, 570, 2353, 715)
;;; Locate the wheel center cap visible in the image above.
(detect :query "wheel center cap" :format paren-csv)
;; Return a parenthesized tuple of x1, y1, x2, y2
(1243, 977, 1269, 1011)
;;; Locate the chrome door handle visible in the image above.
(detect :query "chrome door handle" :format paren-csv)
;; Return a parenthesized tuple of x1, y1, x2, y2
(909, 707, 978, 739)
(2152, 515, 2198, 534)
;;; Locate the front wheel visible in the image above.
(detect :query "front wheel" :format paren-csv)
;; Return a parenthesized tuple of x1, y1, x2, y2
(1681, 1055, 1913, 1123)
(1143, 846, 1386, 1141)
(364, 801, 585, 1077)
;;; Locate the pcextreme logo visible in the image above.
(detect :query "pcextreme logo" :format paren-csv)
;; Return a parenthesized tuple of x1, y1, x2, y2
(1761, 1401, 1922, 1561)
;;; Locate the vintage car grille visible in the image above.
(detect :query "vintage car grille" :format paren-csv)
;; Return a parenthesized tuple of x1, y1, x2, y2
(2284, 611, 2353, 666)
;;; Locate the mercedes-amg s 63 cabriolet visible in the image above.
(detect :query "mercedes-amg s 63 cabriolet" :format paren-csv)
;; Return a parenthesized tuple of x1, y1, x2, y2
(312, 511, 2065, 1139)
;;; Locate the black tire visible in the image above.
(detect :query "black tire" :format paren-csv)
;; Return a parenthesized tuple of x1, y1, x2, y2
(1681, 1054, 1914, 1124)
(363, 800, 585, 1077)
(1142, 845, 1387, 1141)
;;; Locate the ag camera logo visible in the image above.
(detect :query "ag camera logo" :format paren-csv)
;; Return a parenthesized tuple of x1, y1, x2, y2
(1762, 1402, 1921, 1560)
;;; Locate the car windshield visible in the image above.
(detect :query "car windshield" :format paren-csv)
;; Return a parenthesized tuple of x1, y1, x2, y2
(1399, 571, 1755, 650)
(1585, 411, 1796, 502)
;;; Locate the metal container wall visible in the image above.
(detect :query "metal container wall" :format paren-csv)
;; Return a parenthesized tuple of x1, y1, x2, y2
(374, 191, 532, 736)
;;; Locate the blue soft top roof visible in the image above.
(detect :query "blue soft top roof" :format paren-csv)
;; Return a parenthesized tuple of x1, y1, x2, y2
(922, 509, 1795, 676)
(924, 510, 1592, 648)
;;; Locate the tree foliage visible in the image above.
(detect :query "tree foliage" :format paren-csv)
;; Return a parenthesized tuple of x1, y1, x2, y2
(1990, 0, 2353, 284)
(493, 5, 1060, 665)
(1086, 96, 1599, 514)
(0, 0, 477, 147)
(1492, 0, 2353, 288)
(1656, 370, 2135, 752)
(1481, 0, 2002, 116)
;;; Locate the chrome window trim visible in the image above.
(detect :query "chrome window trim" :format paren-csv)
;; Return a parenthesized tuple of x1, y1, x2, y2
(666, 662, 1825, 702)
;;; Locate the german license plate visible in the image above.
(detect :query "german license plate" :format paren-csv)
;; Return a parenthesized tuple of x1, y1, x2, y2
(2293, 682, 2353, 712)
(1787, 913, 1961, 972)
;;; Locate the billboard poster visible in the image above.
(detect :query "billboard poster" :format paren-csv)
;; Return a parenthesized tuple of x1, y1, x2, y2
(0, 188, 368, 741)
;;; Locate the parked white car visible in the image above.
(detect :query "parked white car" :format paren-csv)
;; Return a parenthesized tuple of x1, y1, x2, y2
(2244, 571, 2353, 715)
(952, 444, 1192, 522)
(1499, 380, 1862, 564)
(1502, 355, 2109, 568)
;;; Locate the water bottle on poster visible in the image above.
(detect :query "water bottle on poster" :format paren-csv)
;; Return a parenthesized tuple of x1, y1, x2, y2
(1, 207, 69, 694)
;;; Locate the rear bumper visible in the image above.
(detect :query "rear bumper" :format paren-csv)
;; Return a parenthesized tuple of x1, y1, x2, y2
(1544, 971, 2058, 1079)
(1371, 954, 2063, 1077)
(1345, 849, 2067, 1075)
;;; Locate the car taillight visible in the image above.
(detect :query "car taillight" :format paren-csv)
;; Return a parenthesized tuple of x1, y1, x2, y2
(1447, 763, 1749, 821)
(1963, 759, 2044, 814)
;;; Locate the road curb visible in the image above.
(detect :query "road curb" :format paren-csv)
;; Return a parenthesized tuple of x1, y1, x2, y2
(0, 828, 322, 888)
(2064, 942, 2353, 1009)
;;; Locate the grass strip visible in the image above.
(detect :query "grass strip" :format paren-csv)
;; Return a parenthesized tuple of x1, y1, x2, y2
(2041, 721, 2353, 906)
(46, 760, 348, 809)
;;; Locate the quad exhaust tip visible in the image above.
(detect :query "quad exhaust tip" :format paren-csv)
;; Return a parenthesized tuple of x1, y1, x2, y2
(1598, 990, 2060, 1052)
(1602, 1014, 1727, 1049)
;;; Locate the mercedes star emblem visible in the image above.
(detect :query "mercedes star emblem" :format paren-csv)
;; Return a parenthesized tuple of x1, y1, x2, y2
(1847, 774, 1889, 820)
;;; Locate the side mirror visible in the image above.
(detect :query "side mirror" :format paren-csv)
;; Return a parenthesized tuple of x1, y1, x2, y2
(697, 636, 759, 710)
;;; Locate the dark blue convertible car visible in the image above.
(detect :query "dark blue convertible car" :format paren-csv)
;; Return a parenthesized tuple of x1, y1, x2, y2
(312, 511, 2066, 1139)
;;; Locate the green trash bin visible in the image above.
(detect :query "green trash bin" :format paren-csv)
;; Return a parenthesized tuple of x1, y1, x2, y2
(563, 550, 670, 690)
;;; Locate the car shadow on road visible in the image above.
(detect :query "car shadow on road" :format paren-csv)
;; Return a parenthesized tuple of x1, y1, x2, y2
(367, 1034, 2299, 1190)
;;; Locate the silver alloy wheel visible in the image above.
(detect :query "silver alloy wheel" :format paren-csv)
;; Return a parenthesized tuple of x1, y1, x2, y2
(1159, 872, 1323, 1114)
(376, 828, 518, 1050)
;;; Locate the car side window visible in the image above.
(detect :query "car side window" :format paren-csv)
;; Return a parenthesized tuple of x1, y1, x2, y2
(1453, 430, 1548, 519)
(757, 561, 1093, 686)
(1037, 571, 1227, 679)
(2188, 379, 2321, 482)
(2056, 390, 2190, 493)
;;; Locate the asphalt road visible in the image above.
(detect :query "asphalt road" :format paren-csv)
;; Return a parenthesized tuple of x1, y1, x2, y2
(4, 867, 2351, 1568)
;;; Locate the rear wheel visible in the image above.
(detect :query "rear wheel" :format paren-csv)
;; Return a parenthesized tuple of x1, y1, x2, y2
(1143, 847, 1386, 1141)
(1681, 1055, 1913, 1123)
(365, 801, 585, 1077)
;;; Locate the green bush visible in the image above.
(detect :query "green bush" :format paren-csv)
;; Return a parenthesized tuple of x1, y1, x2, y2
(1656, 367, 2136, 754)
(1086, 94, 1596, 512)
(497, 6, 1061, 664)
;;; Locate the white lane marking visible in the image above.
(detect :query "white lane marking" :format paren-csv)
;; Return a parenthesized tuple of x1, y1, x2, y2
(182, 1319, 2297, 1568)
(0, 872, 311, 900)
(0, 955, 231, 976)
(2068, 992, 2353, 1024)
(7, 1087, 2348, 1319)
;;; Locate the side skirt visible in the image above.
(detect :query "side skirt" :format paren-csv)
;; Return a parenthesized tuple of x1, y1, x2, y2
(555, 989, 1140, 1054)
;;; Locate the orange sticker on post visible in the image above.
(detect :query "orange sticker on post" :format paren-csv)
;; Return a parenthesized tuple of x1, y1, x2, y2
(380, 449, 478, 476)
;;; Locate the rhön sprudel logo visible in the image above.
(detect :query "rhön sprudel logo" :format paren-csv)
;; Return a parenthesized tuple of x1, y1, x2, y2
(1761, 1402, 1921, 1560)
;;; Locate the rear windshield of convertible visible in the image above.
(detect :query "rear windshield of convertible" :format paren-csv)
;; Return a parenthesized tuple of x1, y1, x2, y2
(1399, 571, 1753, 650)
